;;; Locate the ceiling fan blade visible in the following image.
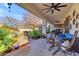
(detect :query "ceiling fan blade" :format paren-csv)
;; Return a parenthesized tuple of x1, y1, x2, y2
(55, 8, 61, 11)
(51, 3, 54, 6)
(55, 3, 61, 6)
(57, 5, 67, 7)
(51, 10, 54, 13)
(43, 4, 50, 7)
(45, 8, 51, 13)
(41, 8, 50, 10)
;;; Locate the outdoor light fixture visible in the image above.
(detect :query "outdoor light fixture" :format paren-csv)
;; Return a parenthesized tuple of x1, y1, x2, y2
(7, 3, 12, 13)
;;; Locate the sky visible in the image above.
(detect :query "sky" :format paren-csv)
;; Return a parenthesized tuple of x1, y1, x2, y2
(0, 3, 28, 21)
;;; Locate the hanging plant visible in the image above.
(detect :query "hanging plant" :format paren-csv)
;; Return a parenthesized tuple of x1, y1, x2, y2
(70, 24, 72, 29)
(73, 18, 76, 25)
(65, 15, 72, 25)
(73, 10, 76, 17)
(76, 22, 79, 28)
(76, 13, 79, 19)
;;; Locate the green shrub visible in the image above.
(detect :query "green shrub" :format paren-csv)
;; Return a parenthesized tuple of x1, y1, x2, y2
(0, 27, 17, 54)
(28, 30, 42, 39)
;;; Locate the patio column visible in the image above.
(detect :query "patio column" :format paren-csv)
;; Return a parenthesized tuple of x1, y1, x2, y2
(42, 19, 47, 37)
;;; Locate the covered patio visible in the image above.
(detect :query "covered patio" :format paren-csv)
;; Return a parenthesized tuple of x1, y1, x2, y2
(16, 3, 79, 56)
(0, 3, 79, 56)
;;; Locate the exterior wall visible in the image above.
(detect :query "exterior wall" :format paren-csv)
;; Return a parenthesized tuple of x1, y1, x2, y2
(64, 4, 79, 37)
(69, 18, 79, 35)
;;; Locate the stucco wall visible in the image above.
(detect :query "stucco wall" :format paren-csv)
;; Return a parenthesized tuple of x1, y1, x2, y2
(65, 4, 79, 37)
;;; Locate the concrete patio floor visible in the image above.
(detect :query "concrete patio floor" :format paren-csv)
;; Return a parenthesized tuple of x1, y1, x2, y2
(6, 38, 79, 56)
(26, 38, 79, 56)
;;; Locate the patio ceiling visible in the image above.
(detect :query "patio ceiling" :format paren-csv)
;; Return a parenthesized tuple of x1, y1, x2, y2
(17, 3, 73, 24)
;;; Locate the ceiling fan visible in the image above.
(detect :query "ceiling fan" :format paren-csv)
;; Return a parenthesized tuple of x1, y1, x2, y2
(42, 3, 67, 14)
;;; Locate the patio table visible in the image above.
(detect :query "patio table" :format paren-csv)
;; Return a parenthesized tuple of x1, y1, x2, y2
(48, 33, 73, 51)
(58, 33, 73, 41)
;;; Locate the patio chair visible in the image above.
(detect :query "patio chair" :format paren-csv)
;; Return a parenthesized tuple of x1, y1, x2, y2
(48, 33, 62, 51)
(48, 33, 56, 51)
(52, 31, 78, 56)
